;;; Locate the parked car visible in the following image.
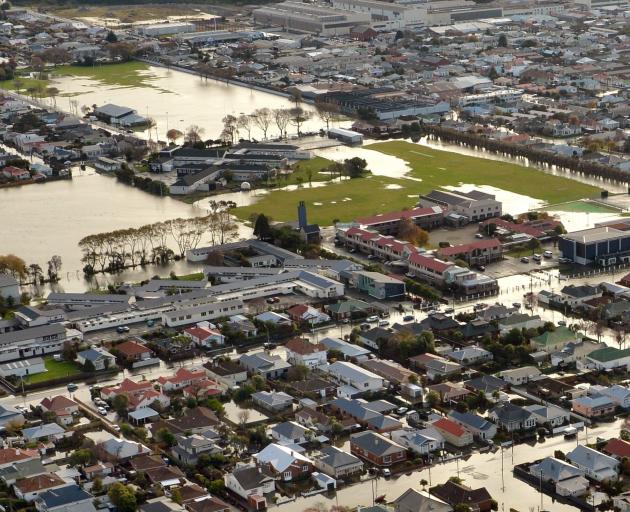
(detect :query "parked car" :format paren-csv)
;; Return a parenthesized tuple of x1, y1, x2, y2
(533, 254, 542, 262)
(403, 314, 414, 322)
(67, 383, 78, 392)
(379, 320, 390, 327)
(116, 326, 130, 333)
(366, 315, 379, 322)
(520, 257, 529, 263)
(396, 406, 408, 415)
(475, 233, 484, 239)
(543, 250, 553, 258)
(382, 468, 391, 477)
(97, 407, 107, 416)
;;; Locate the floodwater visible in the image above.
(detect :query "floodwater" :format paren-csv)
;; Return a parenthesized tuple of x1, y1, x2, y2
(52, 65, 322, 141)
(0, 169, 209, 289)
(280, 419, 623, 512)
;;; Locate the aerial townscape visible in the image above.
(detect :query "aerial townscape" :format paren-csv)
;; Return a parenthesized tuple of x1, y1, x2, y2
(2, 1, 630, 512)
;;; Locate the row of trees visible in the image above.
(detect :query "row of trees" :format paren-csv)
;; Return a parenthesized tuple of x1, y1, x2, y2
(423, 123, 630, 184)
(0, 254, 62, 284)
(78, 201, 237, 275)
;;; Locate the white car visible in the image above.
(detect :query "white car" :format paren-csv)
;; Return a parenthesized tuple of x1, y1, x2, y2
(366, 315, 379, 322)
(97, 407, 107, 416)
(379, 320, 390, 327)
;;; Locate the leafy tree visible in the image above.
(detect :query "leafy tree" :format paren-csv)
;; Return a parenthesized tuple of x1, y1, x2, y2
(343, 157, 368, 178)
(253, 214, 272, 240)
(69, 448, 96, 467)
(108, 483, 136, 512)
(497, 34, 508, 47)
(112, 394, 129, 415)
(156, 428, 176, 447)
(398, 218, 429, 246)
(427, 390, 440, 408)
(106, 31, 118, 43)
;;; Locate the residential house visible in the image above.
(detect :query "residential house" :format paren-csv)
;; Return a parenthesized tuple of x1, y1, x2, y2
(571, 395, 615, 418)
(465, 374, 507, 395)
(360, 359, 418, 386)
(0, 274, 20, 303)
(286, 304, 330, 325)
(287, 378, 336, 399)
(448, 410, 497, 441)
(326, 361, 385, 394)
(114, 340, 155, 365)
(186, 497, 230, 512)
(320, 336, 372, 361)
(254, 443, 313, 481)
(182, 378, 222, 400)
(426, 382, 471, 404)
(251, 391, 293, 412)
(567, 445, 619, 482)
(34, 484, 95, 512)
(358, 327, 391, 351)
(613, 492, 630, 512)
(204, 360, 247, 387)
(312, 446, 364, 478)
(97, 438, 151, 463)
(591, 385, 630, 408)
(285, 338, 327, 369)
(226, 315, 258, 338)
(0, 448, 38, 470)
(239, 352, 291, 379)
(328, 397, 402, 434)
(437, 238, 502, 266)
(393, 488, 452, 512)
(151, 407, 219, 435)
(0, 405, 25, 429)
(271, 421, 312, 445)
(224, 463, 275, 508)
(559, 284, 602, 308)
(551, 339, 605, 367)
(425, 358, 462, 381)
(586, 347, 630, 370)
(500, 366, 542, 386)
(603, 439, 630, 460)
(75, 347, 116, 371)
(22, 423, 65, 442)
(13, 473, 67, 502)
(39, 396, 78, 426)
(431, 418, 473, 447)
(529, 457, 589, 497)
(157, 368, 206, 393)
(530, 326, 578, 353)
(350, 431, 407, 466)
(391, 427, 444, 455)
(255, 311, 292, 326)
(101, 378, 154, 402)
(498, 313, 544, 334)
(524, 405, 570, 427)
(431, 480, 494, 511)
(488, 403, 537, 432)
(183, 324, 225, 347)
(446, 346, 493, 366)
(171, 433, 221, 466)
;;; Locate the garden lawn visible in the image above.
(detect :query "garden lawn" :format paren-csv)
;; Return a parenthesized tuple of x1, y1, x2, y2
(234, 141, 602, 227)
(52, 61, 158, 89)
(23, 357, 81, 385)
(0, 76, 51, 95)
(368, 141, 601, 205)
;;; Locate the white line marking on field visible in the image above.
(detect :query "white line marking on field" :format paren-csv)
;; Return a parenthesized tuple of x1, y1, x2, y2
(410, 150, 434, 158)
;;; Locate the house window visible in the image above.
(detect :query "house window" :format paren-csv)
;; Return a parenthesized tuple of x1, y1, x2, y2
(302, 465, 309, 472)
(383, 455, 391, 464)
(283, 471, 292, 479)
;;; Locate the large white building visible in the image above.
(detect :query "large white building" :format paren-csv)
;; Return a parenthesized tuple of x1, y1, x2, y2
(162, 299, 246, 328)
(330, 0, 427, 29)
(253, 2, 371, 35)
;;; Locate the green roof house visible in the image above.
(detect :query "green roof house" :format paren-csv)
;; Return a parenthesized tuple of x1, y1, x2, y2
(586, 347, 630, 370)
(530, 326, 578, 352)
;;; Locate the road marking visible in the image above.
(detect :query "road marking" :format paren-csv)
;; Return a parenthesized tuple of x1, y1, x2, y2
(410, 150, 434, 158)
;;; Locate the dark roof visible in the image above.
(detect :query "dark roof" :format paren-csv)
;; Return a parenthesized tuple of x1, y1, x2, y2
(465, 374, 506, 393)
(37, 484, 91, 508)
(490, 402, 532, 422)
(431, 480, 492, 507)
(231, 465, 273, 490)
(350, 431, 404, 456)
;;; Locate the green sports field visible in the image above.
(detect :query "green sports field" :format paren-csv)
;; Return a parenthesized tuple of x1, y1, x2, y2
(233, 141, 601, 227)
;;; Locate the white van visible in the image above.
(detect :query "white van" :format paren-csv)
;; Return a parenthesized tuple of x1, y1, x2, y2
(533, 254, 542, 262)
(543, 250, 553, 258)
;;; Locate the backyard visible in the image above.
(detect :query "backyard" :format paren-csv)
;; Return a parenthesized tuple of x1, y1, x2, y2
(23, 357, 81, 385)
(233, 141, 603, 226)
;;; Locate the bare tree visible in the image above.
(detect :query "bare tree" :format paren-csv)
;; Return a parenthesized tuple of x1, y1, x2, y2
(289, 107, 312, 136)
(184, 124, 205, 145)
(252, 108, 272, 140)
(237, 114, 253, 141)
(315, 100, 340, 131)
(273, 108, 291, 139)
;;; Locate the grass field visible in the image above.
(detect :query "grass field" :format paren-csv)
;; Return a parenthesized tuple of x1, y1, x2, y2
(277, 157, 334, 187)
(52, 61, 157, 89)
(23, 357, 81, 385)
(369, 141, 601, 205)
(0, 76, 51, 95)
(233, 141, 602, 227)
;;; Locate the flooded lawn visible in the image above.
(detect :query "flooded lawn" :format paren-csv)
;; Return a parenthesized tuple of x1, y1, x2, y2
(444, 184, 545, 216)
(223, 400, 269, 426)
(315, 145, 411, 179)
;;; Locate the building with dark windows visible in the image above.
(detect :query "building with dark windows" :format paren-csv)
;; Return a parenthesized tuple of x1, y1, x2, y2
(559, 220, 630, 266)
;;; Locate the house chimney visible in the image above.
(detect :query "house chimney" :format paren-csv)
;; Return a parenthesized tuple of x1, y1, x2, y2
(298, 201, 308, 230)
